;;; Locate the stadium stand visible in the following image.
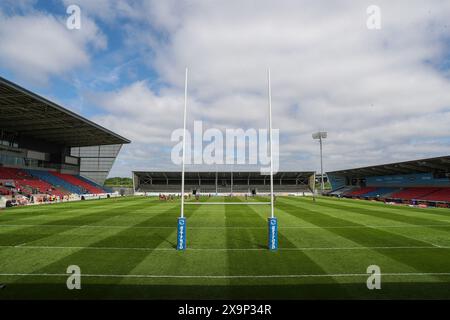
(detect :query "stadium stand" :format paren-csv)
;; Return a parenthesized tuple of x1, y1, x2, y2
(0, 76, 130, 206)
(341, 187, 401, 198)
(15, 178, 66, 198)
(76, 175, 111, 193)
(25, 169, 84, 194)
(421, 188, 450, 202)
(0, 167, 67, 197)
(360, 187, 400, 198)
(327, 156, 450, 207)
(346, 187, 377, 196)
(389, 187, 442, 201)
(50, 172, 105, 194)
(133, 171, 315, 194)
(0, 186, 11, 195)
(0, 167, 30, 180)
(0, 167, 109, 196)
(329, 186, 356, 196)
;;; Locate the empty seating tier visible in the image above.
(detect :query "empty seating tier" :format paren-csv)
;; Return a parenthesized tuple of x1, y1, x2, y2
(346, 187, 377, 196)
(25, 169, 84, 195)
(420, 188, 450, 202)
(14, 179, 67, 198)
(1, 167, 67, 197)
(390, 187, 442, 200)
(360, 187, 400, 198)
(76, 175, 109, 193)
(50, 172, 105, 194)
(0, 167, 109, 197)
(0, 167, 31, 180)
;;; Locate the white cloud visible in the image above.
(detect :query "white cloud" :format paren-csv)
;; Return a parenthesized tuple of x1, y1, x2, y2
(60, 0, 149, 27)
(99, 1, 450, 176)
(90, 81, 189, 143)
(3, 0, 450, 177)
(0, 9, 106, 84)
(1, 0, 37, 12)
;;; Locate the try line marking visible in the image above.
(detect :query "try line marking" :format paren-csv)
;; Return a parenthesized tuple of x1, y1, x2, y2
(184, 202, 270, 205)
(0, 272, 450, 279)
(0, 245, 447, 251)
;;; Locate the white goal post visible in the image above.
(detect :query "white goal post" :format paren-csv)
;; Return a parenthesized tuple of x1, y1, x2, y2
(176, 68, 278, 251)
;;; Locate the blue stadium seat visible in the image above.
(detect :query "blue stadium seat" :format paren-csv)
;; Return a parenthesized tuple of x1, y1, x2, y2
(361, 187, 399, 198)
(76, 175, 111, 193)
(25, 169, 84, 195)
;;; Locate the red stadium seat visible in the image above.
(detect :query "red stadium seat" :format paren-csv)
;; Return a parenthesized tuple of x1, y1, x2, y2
(0, 167, 31, 179)
(390, 187, 441, 200)
(50, 172, 105, 194)
(346, 187, 377, 196)
(0, 167, 68, 197)
(420, 188, 450, 202)
(0, 186, 11, 195)
(14, 179, 67, 198)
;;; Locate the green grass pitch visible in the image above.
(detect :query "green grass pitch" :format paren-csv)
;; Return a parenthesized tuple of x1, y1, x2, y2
(1, 195, 450, 299)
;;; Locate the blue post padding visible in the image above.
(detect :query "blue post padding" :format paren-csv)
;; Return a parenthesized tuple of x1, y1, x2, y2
(177, 217, 186, 250)
(268, 217, 278, 251)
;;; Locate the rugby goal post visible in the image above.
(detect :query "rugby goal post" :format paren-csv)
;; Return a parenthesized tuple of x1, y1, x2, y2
(176, 68, 278, 251)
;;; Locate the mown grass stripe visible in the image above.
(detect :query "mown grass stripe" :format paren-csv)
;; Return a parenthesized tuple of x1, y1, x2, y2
(1, 272, 450, 279)
(1, 196, 450, 299)
(0, 245, 446, 251)
(14, 200, 201, 282)
(276, 198, 450, 277)
(4, 223, 450, 230)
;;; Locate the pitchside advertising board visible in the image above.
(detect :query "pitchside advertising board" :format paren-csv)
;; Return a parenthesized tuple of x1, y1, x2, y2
(177, 217, 186, 250)
(268, 217, 278, 251)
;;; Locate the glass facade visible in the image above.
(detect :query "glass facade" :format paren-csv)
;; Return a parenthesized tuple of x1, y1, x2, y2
(1, 139, 18, 148)
(71, 144, 122, 185)
(0, 150, 79, 171)
(0, 152, 25, 167)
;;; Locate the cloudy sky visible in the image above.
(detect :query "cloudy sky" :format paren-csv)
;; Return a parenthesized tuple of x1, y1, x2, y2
(1, 0, 450, 177)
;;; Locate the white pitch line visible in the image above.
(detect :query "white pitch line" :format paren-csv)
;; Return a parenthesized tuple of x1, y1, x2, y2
(2, 224, 450, 230)
(185, 202, 270, 205)
(0, 272, 450, 279)
(0, 245, 448, 252)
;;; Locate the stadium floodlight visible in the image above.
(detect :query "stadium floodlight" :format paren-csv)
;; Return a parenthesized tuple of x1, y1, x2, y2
(312, 131, 327, 194)
(312, 131, 327, 140)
